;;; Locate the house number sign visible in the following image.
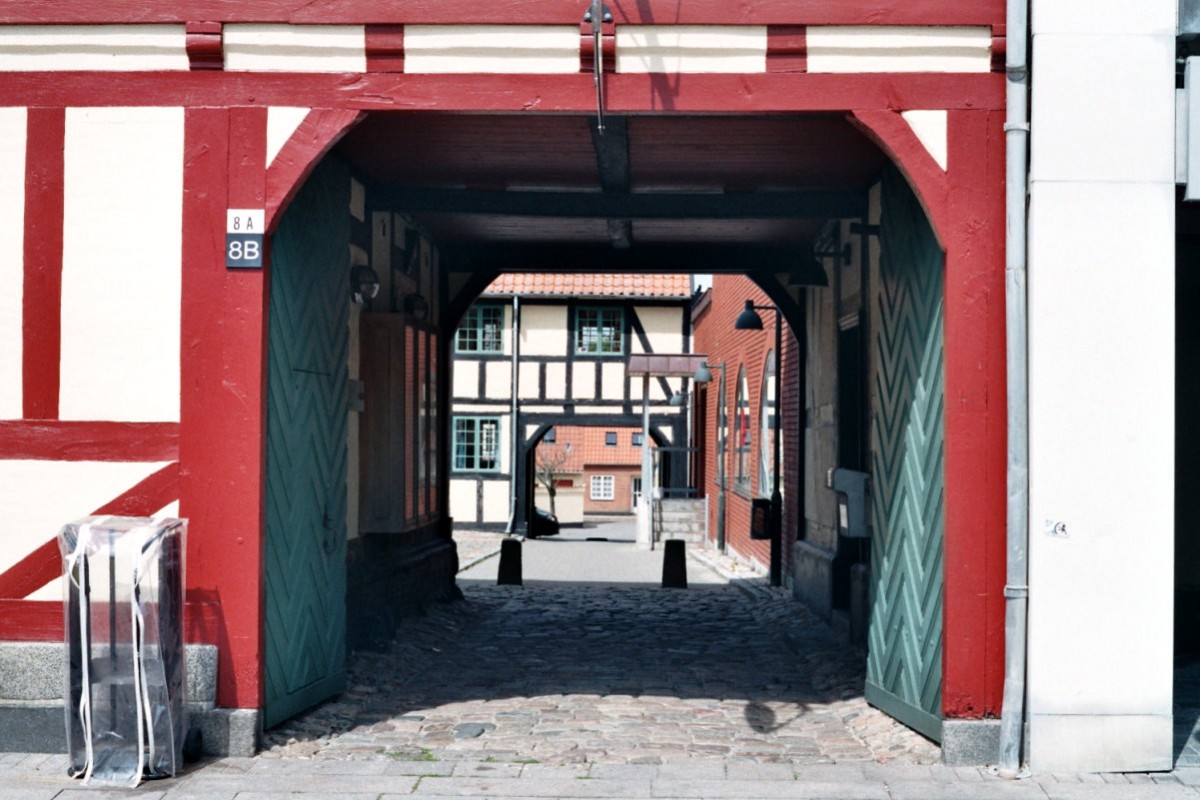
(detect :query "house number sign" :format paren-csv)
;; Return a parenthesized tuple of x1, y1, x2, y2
(226, 209, 264, 268)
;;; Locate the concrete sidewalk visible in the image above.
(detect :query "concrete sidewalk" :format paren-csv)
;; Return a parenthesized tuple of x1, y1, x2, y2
(3, 752, 1200, 799)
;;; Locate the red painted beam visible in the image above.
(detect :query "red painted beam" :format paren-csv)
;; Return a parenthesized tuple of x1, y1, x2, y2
(180, 107, 268, 710)
(265, 108, 365, 233)
(0, 598, 222, 644)
(0, 0, 1005, 26)
(0, 463, 180, 599)
(22, 108, 65, 421)
(940, 108, 1007, 719)
(0, 72, 1005, 115)
(0, 420, 179, 461)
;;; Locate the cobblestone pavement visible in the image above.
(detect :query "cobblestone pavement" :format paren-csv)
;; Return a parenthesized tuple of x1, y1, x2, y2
(259, 543, 940, 766)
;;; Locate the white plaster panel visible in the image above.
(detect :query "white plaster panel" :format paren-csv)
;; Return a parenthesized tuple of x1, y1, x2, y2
(452, 359, 479, 398)
(521, 306, 567, 356)
(1033, 0, 1175, 36)
(224, 25, 366, 73)
(901, 110, 947, 172)
(404, 26, 578, 74)
(517, 361, 541, 400)
(1029, 714, 1173, 773)
(806, 26, 991, 73)
(0, 26, 188, 71)
(1027, 181, 1174, 721)
(0, 107, 25, 421)
(485, 360, 512, 399)
(601, 363, 625, 400)
(572, 362, 596, 400)
(0, 460, 172, 591)
(632, 306, 682, 355)
(60, 108, 183, 423)
(449, 478, 478, 523)
(267, 107, 310, 168)
(481, 478, 510, 523)
(617, 26, 766, 74)
(1031, 33, 1175, 184)
(544, 362, 566, 399)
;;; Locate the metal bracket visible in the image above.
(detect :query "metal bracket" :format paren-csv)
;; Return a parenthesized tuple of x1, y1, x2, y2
(584, 0, 613, 133)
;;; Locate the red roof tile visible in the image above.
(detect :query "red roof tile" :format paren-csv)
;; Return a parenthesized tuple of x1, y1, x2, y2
(483, 273, 692, 298)
(533, 425, 646, 472)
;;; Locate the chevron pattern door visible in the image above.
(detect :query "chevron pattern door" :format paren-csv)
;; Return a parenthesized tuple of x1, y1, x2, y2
(864, 168, 946, 742)
(264, 158, 352, 728)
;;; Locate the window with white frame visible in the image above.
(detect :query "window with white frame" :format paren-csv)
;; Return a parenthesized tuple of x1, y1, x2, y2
(452, 416, 501, 472)
(456, 304, 504, 353)
(734, 366, 751, 493)
(590, 474, 615, 500)
(759, 349, 776, 497)
(575, 307, 624, 355)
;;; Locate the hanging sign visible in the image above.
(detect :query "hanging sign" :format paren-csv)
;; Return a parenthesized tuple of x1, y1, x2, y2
(226, 209, 264, 268)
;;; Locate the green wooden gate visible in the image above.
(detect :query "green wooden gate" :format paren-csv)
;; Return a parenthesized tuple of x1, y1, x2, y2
(865, 167, 946, 742)
(264, 158, 352, 728)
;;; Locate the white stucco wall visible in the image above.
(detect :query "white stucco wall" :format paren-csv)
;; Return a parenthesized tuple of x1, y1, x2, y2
(521, 305, 567, 356)
(1027, 0, 1175, 772)
(0, 107, 25, 421)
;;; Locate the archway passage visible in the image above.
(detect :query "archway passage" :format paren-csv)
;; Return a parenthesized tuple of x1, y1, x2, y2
(253, 104, 1005, 753)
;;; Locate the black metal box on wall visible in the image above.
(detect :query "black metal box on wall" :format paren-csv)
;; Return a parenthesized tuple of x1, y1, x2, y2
(749, 498, 771, 540)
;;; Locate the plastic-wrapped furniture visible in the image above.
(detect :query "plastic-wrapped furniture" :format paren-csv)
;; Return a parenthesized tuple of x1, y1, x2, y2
(59, 517, 187, 788)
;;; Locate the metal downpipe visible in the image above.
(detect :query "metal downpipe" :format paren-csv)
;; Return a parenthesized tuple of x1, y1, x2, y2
(998, 0, 1031, 777)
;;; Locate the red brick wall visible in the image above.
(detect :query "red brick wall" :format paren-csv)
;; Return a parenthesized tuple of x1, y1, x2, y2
(693, 275, 801, 577)
(582, 464, 640, 513)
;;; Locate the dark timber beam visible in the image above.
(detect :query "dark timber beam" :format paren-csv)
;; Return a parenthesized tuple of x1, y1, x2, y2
(376, 187, 866, 220)
(449, 244, 828, 286)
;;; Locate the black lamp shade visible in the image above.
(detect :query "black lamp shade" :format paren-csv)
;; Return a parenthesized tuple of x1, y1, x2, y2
(734, 299, 764, 330)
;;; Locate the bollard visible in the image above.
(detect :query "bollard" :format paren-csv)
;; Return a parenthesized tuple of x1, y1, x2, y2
(496, 537, 523, 586)
(661, 539, 687, 589)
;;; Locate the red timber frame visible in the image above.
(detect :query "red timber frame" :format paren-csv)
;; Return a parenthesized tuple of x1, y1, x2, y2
(0, 0, 1007, 721)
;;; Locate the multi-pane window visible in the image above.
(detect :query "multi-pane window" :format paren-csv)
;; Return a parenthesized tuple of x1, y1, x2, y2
(734, 366, 752, 493)
(715, 370, 728, 488)
(453, 416, 501, 472)
(575, 307, 623, 355)
(632, 432, 643, 446)
(759, 350, 776, 497)
(605, 431, 617, 446)
(456, 304, 504, 353)
(591, 474, 615, 500)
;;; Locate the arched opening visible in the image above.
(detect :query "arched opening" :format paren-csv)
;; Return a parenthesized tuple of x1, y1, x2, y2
(254, 105, 993, 753)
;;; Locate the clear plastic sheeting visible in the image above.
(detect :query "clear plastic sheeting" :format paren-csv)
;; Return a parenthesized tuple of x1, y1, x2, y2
(59, 516, 187, 788)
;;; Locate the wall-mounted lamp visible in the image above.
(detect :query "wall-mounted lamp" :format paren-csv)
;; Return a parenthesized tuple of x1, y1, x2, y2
(350, 265, 380, 305)
(813, 241, 852, 266)
(668, 390, 689, 407)
(404, 293, 430, 320)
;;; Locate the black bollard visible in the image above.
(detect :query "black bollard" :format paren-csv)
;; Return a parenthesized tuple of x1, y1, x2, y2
(661, 539, 687, 589)
(496, 537, 523, 586)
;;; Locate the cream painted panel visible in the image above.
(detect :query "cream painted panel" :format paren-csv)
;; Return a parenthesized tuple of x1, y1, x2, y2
(1030, 714, 1172, 773)
(518, 361, 541, 399)
(544, 362, 567, 399)
(1028, 183, 1174, 722)
(806, 26, 991, 73)
(60, 108, 183, 422)
(0, 26, 188, 71)
(225, 25, 366, 73)
(617, 26, 766, 74)
(405, 26, 578, 74)
(1034, 0, 1174, 36)
(901, 110, 948, 171)
(481, 479, 510, 523)
(452, 403, 504, 415)
(0, 460, 173, 594)
(0, 107, 25, 420)
(485, 360, 512, 399)
(632, 306, 681, 354)
(449, 479, 478, 523)
(601, 363, 625, 400)
(521, 306, 568, 355)
(1031, 33, 1174, 183)
(452, 359, 479, 398)
(267, 107, 310, 167)
(572, 362, 595, 400)
(630, 377, 644, 401)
